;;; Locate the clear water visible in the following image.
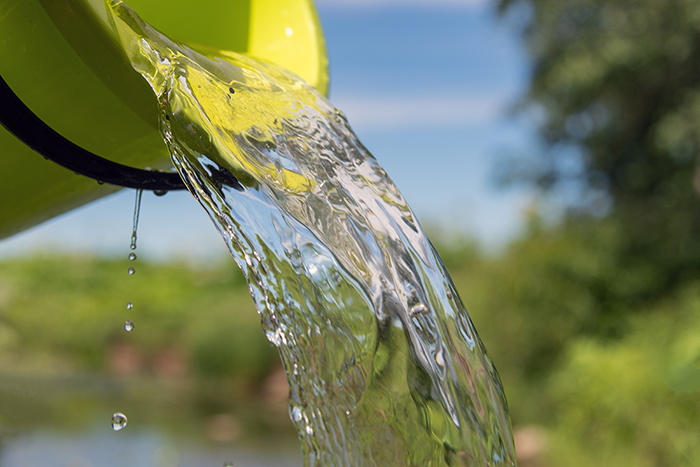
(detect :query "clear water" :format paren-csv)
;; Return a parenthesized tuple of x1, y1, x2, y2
(108, 2, 516, 465)
(111, 412, 128, 431)
(130, 189, 143, 251)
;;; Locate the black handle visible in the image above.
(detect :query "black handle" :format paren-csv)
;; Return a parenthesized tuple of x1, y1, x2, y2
(0, 75, 185, 192)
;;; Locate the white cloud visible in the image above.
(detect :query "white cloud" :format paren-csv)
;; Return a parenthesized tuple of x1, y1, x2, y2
(329, 93, 507, 131)
(315, 0, 491, 8)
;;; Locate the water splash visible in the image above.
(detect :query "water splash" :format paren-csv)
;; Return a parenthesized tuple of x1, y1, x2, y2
(108, 2, 516, 465)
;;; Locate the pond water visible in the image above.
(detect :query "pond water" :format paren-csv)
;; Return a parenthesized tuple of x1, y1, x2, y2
(0, 424, 302, 467)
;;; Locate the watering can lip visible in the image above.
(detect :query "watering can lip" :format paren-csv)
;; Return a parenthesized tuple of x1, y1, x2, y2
(0, 75, 186, 193)
(0, 0, 327, 193)
(0, 0, 328, 239)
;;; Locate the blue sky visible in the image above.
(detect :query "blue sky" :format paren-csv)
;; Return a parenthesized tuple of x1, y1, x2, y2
(0, 0, 536, 262)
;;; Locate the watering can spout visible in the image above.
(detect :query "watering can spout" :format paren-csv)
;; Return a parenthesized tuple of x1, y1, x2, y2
(0, 0, 328, 239)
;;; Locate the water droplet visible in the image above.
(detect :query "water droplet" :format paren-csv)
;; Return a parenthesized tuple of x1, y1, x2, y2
(224, 463, 234, 467)
(265, 327, 285, 346)
(124, 320, 134, 332)
(126, 302, 133, 310)
(292, 406, 303, 422)
(410, 304, 428, 316)
(405, 283, 417, 296)
(435, 349, 446, 368)
(128, 253, 137, 261)
(111, 412, 127, 431)
(128, 267, 135, 275)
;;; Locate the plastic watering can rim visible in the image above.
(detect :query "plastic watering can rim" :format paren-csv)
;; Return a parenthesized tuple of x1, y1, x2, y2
(0, 0, 328, 192)
(0, 75, 186, 191)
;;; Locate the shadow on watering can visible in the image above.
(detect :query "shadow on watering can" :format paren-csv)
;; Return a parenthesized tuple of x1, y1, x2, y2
(0, 0, 328, 238)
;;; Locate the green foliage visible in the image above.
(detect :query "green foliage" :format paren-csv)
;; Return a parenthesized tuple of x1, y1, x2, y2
(443, 218, 644, 384)
(498, 0, 700, 297)
(437, 219, 700, 465)
(486, 3, 700, 459)
(545, 286, 700, 466)
(0, 255, 276, 379)
(189, 310, 277, 380)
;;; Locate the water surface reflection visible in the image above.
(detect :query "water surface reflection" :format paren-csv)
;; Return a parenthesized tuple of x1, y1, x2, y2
(1, 423, 302, 467)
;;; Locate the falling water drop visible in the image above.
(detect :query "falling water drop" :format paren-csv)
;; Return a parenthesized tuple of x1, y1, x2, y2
(126, 301, 133, 310)
(128, 267, 135, 275)
(124, 320, 135, 332)
(111, 412, 127, 431)
(129, 252, 137, 261)
(224, 463, 234, 467)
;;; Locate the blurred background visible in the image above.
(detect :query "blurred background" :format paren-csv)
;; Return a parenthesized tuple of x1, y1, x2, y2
(2, 0, 700, 465)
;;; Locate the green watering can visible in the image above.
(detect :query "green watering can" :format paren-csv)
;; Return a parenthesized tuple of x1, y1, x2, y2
(0, 0, 328, 238)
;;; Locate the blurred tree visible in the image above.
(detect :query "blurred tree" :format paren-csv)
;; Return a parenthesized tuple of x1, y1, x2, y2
(498, 0, 700, 301)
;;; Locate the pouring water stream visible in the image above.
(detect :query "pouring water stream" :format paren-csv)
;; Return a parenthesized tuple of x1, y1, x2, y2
(108, 2, 516, 465)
